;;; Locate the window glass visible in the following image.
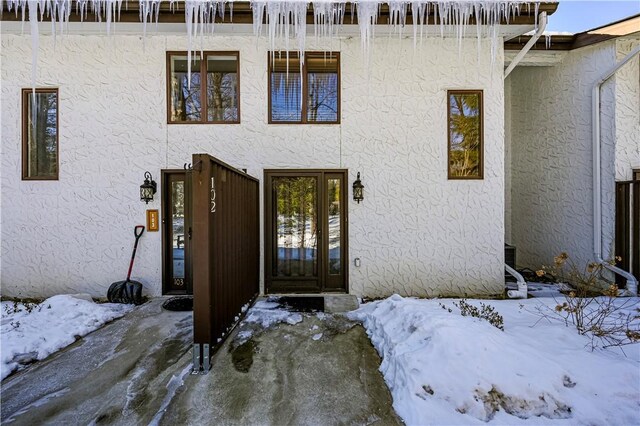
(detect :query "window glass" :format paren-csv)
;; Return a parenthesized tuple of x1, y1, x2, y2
(169, 55, 202, 122)
(23, 89, 58, 179)
(168, 53, 239, 123)
(448, 90, 483, 179)
(307, 55, 339, 122)
(207, 56, 239, 122)
(270, 55, 302, 122)
(269, 52, 339, 124)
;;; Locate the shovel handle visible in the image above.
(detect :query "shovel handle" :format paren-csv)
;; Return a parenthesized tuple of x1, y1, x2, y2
(126, 226, 145, 281)
(134, 225, 145, 239)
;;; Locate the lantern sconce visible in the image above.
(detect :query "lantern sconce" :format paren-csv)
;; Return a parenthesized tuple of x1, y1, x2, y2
(352, 172, 364, 204)
(140, 171, 157, 204)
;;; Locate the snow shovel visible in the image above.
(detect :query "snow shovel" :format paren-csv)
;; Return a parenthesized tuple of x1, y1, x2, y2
(108, 225, 145, 305)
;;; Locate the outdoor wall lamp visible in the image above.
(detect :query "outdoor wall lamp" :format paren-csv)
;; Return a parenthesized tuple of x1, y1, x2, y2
(352, 172, 364, 204)
(140, 171, 157, 204)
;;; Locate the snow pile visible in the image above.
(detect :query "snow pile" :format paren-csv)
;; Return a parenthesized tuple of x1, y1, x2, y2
(1, 294, 133, 381)
(350, 295, 640, 425)
(243, 299, 303, 328)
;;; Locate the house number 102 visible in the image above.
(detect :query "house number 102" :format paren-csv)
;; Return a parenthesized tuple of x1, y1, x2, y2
(210, 177, 217, 213)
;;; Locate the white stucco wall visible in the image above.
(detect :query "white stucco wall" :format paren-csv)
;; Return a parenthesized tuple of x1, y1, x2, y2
(615, 38, 640, 182)
(1, 32, 505, 299)
(509, 38, 639, 271)
(504, 75, 512, 244)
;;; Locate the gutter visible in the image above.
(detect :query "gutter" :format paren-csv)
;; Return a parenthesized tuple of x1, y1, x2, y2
(504, 11, 548, 79)
(592, 45, 640, 296)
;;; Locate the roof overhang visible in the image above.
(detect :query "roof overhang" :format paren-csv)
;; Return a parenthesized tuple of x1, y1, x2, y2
(1, 1, 558, 37)
(505, 13, 640, 53)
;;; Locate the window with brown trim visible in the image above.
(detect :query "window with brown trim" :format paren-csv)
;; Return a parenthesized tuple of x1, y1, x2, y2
(268, 52, 340, 124)
(22, 88, 59, 180)
(447, 90, 484, 180)
(167, 51, 240, 124)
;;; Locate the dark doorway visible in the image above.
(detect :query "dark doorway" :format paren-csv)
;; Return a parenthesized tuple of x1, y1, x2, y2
(265, 170, 348, 294)
(162, 170, 192, 295)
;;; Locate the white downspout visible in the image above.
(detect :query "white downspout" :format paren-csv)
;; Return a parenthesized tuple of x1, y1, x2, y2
(504, 12, 548, 79)
(506, 264, 527, 299)
(504, 12, 548, 298)
(593, 45, 640, 296)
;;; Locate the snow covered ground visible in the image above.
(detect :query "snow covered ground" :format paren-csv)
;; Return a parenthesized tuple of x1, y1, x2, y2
(1, 294, 133, 380)
(350, 295, 640, 425)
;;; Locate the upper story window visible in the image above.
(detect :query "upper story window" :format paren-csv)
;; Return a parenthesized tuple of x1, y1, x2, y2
(22, 88, 59, 180)
(167, 52, 240, 124)
(269, 52, 340, 124)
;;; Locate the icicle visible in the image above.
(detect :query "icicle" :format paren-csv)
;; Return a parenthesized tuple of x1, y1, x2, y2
(5, 0, 547, 91)
(28, 0, 39, 90)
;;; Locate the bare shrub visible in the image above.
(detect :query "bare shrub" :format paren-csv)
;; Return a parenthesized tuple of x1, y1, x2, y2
(440, 300, 504, 331)
(535, 253, 640, 350)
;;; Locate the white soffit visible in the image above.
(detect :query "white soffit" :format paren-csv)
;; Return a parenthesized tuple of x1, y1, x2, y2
(504, 49, 566, 67)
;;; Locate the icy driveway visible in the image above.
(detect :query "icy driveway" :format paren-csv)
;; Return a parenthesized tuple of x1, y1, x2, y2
(162, 299, 401, 425)
(1, 298, 400, 425)
(1, 299, 192, 425)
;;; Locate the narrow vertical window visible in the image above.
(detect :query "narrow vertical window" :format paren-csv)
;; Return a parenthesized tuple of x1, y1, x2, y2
(167, 52, 240, 124)
(22, 88, 58, 180)
(269, 52, 340, 124)
(447, 90, 484, 180)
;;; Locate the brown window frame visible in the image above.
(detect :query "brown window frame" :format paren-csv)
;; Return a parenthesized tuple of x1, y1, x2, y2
(447, 89, 484, 180)
(22, 88, 59, 181)
(268, 51, 341, 125)
(166, 51, 241, 125)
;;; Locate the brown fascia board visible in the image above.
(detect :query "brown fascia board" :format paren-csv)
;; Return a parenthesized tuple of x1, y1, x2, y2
(506, 13, 640, 51)
(1, 1, 558, 26)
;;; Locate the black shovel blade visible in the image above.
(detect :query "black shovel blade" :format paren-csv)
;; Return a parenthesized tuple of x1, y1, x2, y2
(108, 280, 143, 305)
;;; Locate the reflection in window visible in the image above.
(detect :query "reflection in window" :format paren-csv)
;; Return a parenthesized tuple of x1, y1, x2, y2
(273, 177, 318, 277)
(270, 55, 302, 122)
(448, 90, 483, 179)
(207, 56, 239, 122)
(22, 89, 58, 179)
(169, 55, 202, 122)
(269, 52, 339, 124)
(328, 178, 341, 275)
(168, 52, 239, 123)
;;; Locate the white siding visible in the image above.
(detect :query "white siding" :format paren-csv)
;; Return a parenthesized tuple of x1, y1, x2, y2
(1, 34, 505, 299)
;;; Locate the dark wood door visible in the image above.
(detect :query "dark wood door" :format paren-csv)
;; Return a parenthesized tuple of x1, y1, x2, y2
(162, 170, 191, 295)
(265, 170, 348, 293)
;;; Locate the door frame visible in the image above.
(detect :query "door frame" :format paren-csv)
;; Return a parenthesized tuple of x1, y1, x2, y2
(161, 169, 192, 295)
(264, 169, 349, 294)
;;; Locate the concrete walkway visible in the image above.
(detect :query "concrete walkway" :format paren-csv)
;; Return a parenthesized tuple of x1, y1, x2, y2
(1, 298, 401, 426)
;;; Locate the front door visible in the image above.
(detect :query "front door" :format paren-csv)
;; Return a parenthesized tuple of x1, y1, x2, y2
(265, 170, 348, 293)
(162, 170, 192, 294)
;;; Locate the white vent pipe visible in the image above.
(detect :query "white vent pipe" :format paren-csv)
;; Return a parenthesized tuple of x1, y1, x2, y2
(592, 45, 640, 296)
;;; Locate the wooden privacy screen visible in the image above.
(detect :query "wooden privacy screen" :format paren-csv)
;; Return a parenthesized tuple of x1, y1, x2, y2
(615, 178, 640, 288)
(191, 153, 260, 372)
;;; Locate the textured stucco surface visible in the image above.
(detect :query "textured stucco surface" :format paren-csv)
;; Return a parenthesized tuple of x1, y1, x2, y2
(509, 38, 640, 271)
(615, 39, 640, 182)
(1, 33, 505, 299)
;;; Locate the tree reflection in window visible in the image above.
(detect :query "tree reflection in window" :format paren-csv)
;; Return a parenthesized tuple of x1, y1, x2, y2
(448, 90, 483, 179)
(168, 52, 239, 123)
